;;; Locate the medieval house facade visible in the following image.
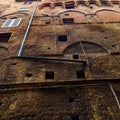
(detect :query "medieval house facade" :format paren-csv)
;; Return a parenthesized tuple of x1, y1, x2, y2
(0, 0, 120, 119)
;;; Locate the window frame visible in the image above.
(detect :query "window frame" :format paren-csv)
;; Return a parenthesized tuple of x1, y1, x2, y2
(1, 18, 22, 28)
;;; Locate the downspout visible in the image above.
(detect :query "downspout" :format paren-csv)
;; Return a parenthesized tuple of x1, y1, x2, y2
(18, 0, 39, 56)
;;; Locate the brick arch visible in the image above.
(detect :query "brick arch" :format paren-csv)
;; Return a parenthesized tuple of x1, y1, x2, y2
(58, 10, 87, 23)
(53, 2, 64, 8)
(63, 41, 108, 54)
(58, 9, 87, 16)
(0, 12, 29, 19)
(95, 9, 120, 14)
(96, 9, 120, 22)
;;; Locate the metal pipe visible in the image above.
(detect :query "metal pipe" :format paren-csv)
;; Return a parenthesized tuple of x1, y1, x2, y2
(18, 1, 39, 56)
(79, 41, 89, 65)
(53, 17, 57, 54)
(109, 83, 120, 110)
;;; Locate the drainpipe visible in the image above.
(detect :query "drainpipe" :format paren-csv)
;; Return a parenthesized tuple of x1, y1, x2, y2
(18, 0, 39, 56)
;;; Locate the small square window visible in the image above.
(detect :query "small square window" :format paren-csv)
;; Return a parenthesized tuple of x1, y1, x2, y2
(58, 35, 67, 42)
(26, 73, 32, 78)
(45, 71, 54, 79)
(73, 54, 79, 59)
(65, 14, 69, 16)
(45, 22, 50, 25)
(65, 3, 75, 9)
(69, 97, 75, 103)
(76, 70, 85, 78)
(0, 33, 12, 42)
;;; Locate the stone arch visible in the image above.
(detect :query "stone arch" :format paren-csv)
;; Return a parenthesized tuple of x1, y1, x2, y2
(96, 9, 120, 22)
(63, 41, 108, 54)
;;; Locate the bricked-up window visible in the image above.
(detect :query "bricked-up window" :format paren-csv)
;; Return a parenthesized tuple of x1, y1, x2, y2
(76, 70, 85, 78)
(0, 33, 12, 42)
(54, 2, 63, 7)
(42, 3, 51, 8)
(65, 2, 75, 9)
(45, 71, 54, 79)
(58, 35, 67, 42)
(73, 54, 79, 59)
(1, 18, 22, 28)
(71, 114, 79, 120)
(63, 18, 74, 24)
(77, 1, 86, 6)
(101, 1, 110, 6)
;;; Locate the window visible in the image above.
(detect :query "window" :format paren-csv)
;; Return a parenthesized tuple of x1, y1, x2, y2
(18, 8, 29, 12)
(26, 73, 32, 78)
(45, 22, 50, 25)
(54, 2, 62, 7)
(45, 71, 54, 79)
(1, 18, 22, 28)
(65, 14, 69, 16)
(58, 35, 67, 42)
(0, 33, 12, 42)
(101, 1, 110, 6)
(69, 97, 75, 103)
(0, 102, 2, 106)
(63, 18, 74, 24)
(65, 2, 75, 9)
(76, 70, 85, 78)
(73, 54, 79, 59)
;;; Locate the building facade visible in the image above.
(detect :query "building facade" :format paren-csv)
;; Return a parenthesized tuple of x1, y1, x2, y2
(0, 0, 120, 119)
